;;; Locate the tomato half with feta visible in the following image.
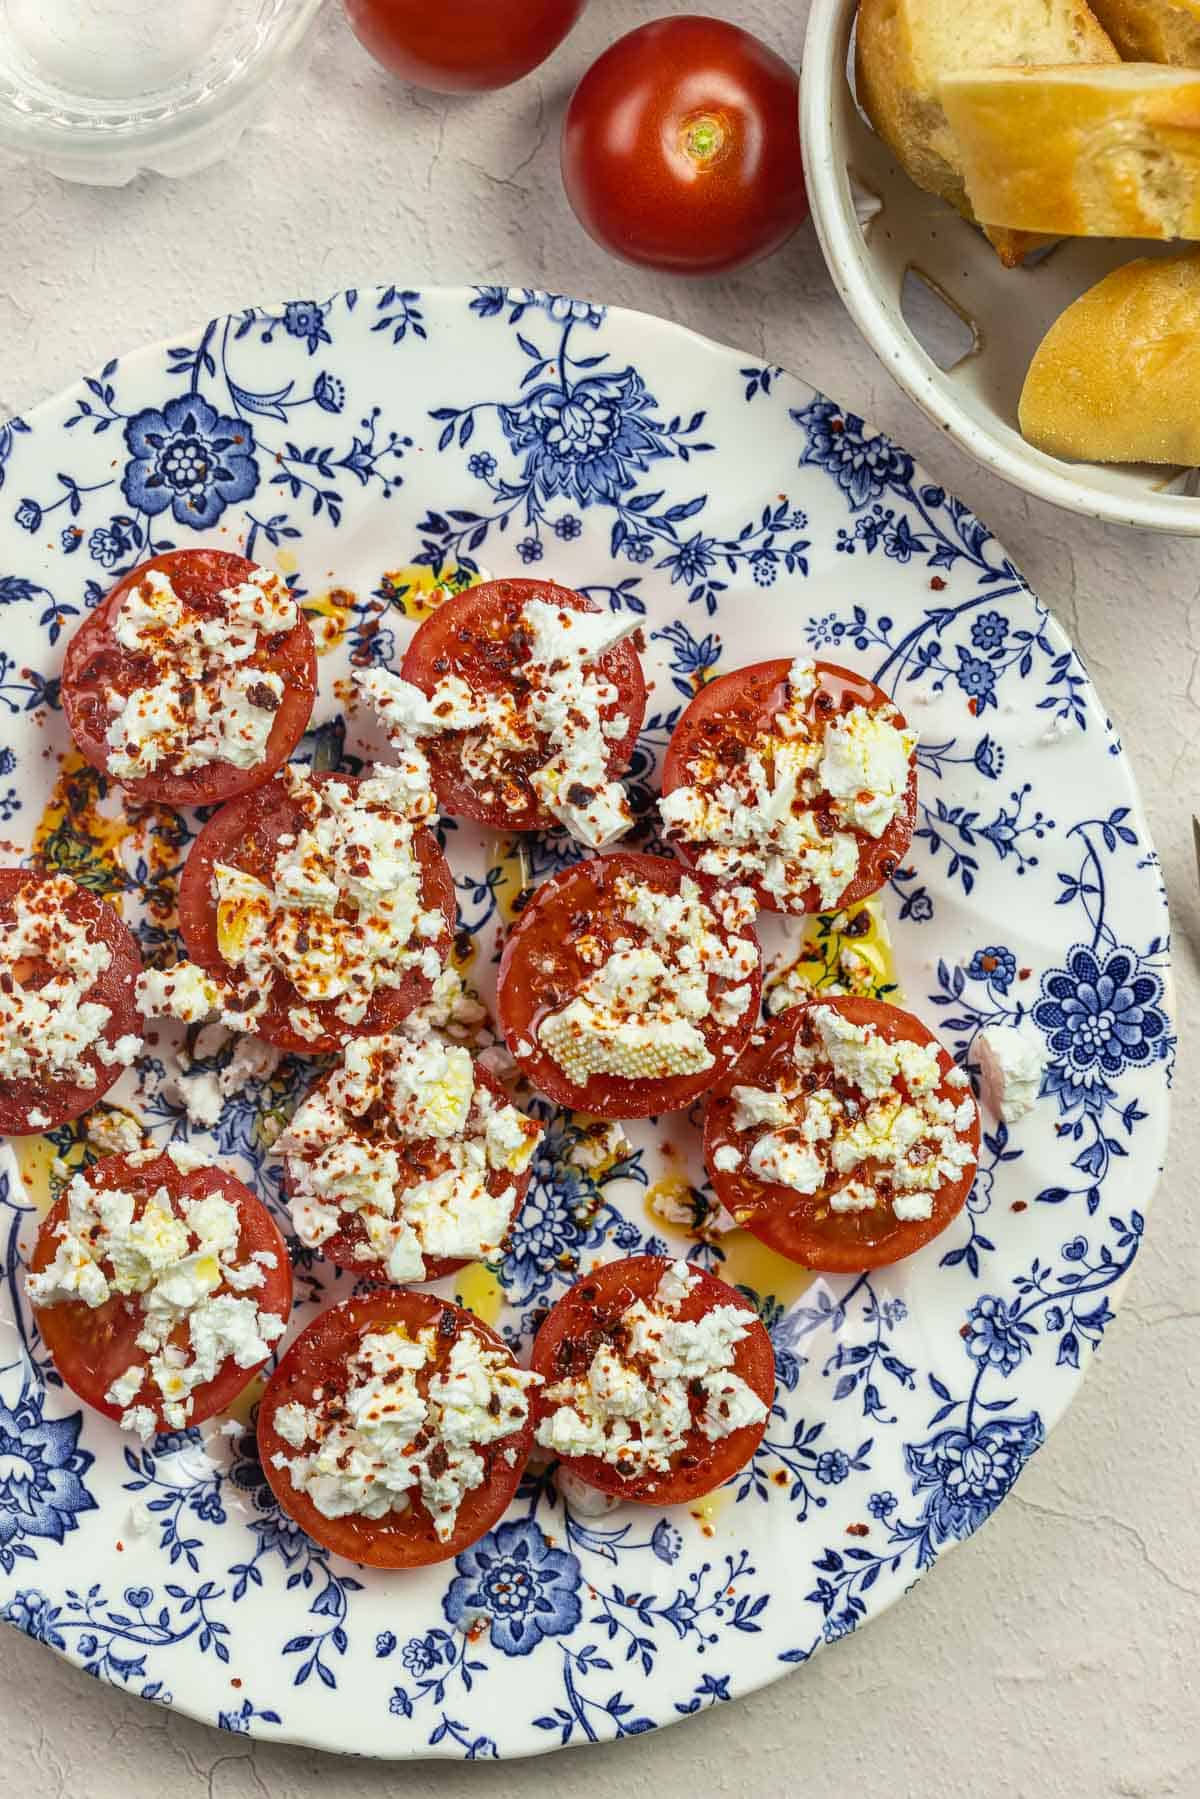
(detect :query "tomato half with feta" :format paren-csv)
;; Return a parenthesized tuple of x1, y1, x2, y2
(393, 577, 647, 839)
(530, 1255, 774, 1505)
(258, 1290, 538, 1567)
(28, 1150, 292, 1435)
(61, 550, 318, 807)
(659, 658, 917, 915)
(496, 851, 762, 1119)
(278, 1046, 542, 1284)
(176, 771, 456, 1055)
(0, 869, 144, 1138)
(704, 995, 980, 1273)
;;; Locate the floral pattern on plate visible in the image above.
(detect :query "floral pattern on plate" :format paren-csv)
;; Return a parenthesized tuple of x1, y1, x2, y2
(0, 286, 1172, 1758)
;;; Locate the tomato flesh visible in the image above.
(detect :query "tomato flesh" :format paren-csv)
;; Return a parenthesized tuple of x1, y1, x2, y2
(496, 851, 762, 1119)
(561, 17, 807, 274)
(704, 996, 980, 1273)
(280, 1062, 536, 1284)
(258, 1290, 532, 1567)
(660, 658, 917, 916)
(0, 869, 144, 1137)
(61, 550, 317, 807)
(530, 1255, 774, 1505)
(177, 772, 456, 1055)
(345, 0, 588, 92)
(30, 1153, 292, 1431)
(398, 577, 646, 834)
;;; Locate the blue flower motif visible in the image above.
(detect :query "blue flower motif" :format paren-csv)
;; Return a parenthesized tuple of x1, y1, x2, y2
(625, 534, 654, 564)
(401, 1634, 440, 1675)
(973, 734, 1003, 780)
(651, 1519, 682, 1564)
(88, 521, 133, 569)
(968, 945, 1017, 991)
(500, 368, 671, 509)
(375, 1630, 397, 1658)
(906, 1414, 1044, 1546)
(516, 537, 544, 564)
(553, 513, 582, 540)
(970, 610, 1008, 653)
(750, 551, 777, 586)
(964, 1296, 1030, 1376)
(123, 1585, 153, 1610)
(14, 498, 40, 532)
(188, 1485, 225, 1525)
(659, 532, 717, 589)
(0, 1588, 65, 1649)
(907, 891, 934, 923)
(282, 300, 330, 354)
(793, 398, 914, 511)
(497, 1123, 613, 1305)
(0, 748, 15, 777)
(1034, 946, 1168, 1086)
(954, 649, 997, 707)
(815, 1450, 850, 1485)
(443, 1518, 581, 1656)
(0, 1393, 96, 1571)
(121, 393, 258, 529)
(60, 526, 82, 554)
(313, 371, 345, 414)
(467, 452, 498, 480)
(218, 1703, 251, 1734)
(867, 1490, 896, 1520)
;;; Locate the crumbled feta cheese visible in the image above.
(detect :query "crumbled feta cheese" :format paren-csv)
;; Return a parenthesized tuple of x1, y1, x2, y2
(976, 1022, 1047, 1124)
(658, 662, 916, 913)
(274, 1034, 541, 1282)
(712, 1003, 978, 1224)
(0, 875, 136, 1094)
(536, 1260, 767, 1477)
(27, 1161, 285, 1436)
(139, 763, 448, 1046)
(274, 1321, 540, 1541)
(105, 564, 298, 779)
(536, 873, 757, 1088)
(359, 599, 640, 850)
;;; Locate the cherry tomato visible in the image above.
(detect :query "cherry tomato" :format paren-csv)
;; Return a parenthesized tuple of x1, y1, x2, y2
(660, 659, 918, 916)
(61, 551, 317, 808)
(561, 16, 807, 274)
(258, 1290, 533, 1567)
(176, 773, 456, 1056)
(529, 1255, 774, 1505)
(0, 869, 144, 1138)
(398, 577, 646, 835)
(280, 1061, 538, 1284)
(496, 851, 762, 1120)
(30, 1152, 292, 1432)
(704, 996, 980, 1273)
(344, 0, 588, 94)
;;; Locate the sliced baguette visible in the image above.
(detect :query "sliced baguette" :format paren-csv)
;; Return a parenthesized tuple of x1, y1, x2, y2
(1089, 0, 1200, 64)
(855, 0, 1119, 266)
(940, 64, 1200, 237)
(1020, 250, 1200, 463)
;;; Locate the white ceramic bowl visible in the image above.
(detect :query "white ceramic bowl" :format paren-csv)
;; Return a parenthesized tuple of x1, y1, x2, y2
(800, 0, 1200, 535)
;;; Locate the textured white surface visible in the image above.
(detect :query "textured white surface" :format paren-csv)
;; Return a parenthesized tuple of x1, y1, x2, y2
(0, 3, 1194, 1793)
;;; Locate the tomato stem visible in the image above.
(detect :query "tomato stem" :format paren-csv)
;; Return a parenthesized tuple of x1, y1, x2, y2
(682, 113, 727, 167)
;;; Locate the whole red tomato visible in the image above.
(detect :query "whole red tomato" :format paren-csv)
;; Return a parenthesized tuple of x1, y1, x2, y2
(344, 0, 589, 93)
(561, 16, 807, 275)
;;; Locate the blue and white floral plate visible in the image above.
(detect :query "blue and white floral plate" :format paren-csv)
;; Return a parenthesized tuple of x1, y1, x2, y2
(0, 287, 1173, 1759)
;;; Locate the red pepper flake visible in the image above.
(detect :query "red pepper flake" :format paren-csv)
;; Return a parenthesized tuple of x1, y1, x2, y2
(968, 698, 979, 715)
(230, 1677, 243, 1689)
(1018, 967, 1032, 981)
(930, 575, 947, 591)
(959, 1323, 970, 1338)
(1011, 1200, 1028, 1213)
(845, 1522, 870, 1538)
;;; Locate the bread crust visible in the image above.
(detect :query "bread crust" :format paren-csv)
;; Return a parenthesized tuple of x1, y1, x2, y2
(1089, 0, 1200, 64)
(1019, 250, 1200, 463)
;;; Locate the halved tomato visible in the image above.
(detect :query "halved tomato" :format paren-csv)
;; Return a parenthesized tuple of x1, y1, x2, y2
(659, 658, 917, 915)
(280, 1061, 537, 1283)
(0, 869, 143, 1138)
(176, 772, 456, 1055)
(397, 577, 646, 832)
(530, 1255, 775, 1505)
(61, 550, 317, 807)
(704, 995, 979, 1272)
(496, 851, 761, 1119)
(30, 1152, 292, 1431)
(258, 1290, 533, 1567)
